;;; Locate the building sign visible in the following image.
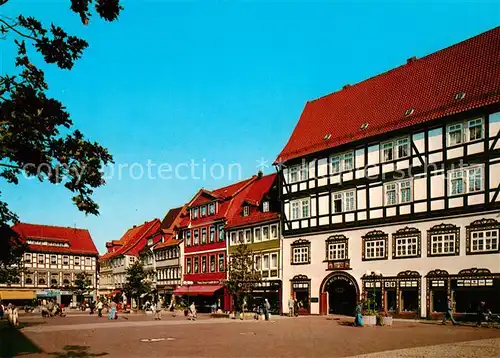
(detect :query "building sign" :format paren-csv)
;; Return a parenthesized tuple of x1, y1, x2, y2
(311, 297, 319, 303)
(327, 260, 350, 270)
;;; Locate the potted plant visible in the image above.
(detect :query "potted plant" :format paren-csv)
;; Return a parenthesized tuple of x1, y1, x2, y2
(376, 311, 393, 326)
(361, 298, 377, 326)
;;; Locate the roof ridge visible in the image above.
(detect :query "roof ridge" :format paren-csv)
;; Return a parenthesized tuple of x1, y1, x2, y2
(16, 222, 89, 232)
(309, 26, 500, 105)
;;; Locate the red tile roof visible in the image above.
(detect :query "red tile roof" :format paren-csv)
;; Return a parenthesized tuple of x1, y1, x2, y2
(12, 223, 98, 256)
(226, 173, 279, 229)
(99, 219, 161, 261)
(180, 177, 257, 228)
(160, 207, 184, 230)
(154, 234, 182, 250)
(276, 27, 500, 163)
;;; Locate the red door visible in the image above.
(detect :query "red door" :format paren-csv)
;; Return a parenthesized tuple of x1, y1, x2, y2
(320, 292, 328, 315)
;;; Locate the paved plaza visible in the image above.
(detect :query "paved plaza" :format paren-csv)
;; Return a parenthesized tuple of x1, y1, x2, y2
(1, 313, 500, 358)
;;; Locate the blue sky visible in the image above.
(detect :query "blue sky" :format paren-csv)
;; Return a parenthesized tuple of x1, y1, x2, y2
(1, 1, 499, 253)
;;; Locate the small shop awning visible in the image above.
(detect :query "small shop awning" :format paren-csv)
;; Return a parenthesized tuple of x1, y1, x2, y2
(0, 290, 35, 300)
(174, 284, 223, 296)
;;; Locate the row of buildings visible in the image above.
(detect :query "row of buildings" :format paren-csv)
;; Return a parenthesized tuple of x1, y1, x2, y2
(2, 27, 499, 318)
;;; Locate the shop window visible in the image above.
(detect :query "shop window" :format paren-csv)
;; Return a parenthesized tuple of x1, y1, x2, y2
(466, 218, 500, 254)
(362, 230, 388, 261)
(291, 239, 311, 265)
(385, 289, 397, 312)
(291, 275, 311, 314)
(400, 290, 418, 312)
(432, 291, 447, 313)
(392, 227, 421, 259)
(427, 223, 459, 257)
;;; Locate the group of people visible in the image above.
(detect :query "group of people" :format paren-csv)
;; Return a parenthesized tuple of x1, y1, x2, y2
(287, 296, 303, 318)
(40, 299, 65, 318)
(0, 302, 20, 327)
(442, 297, 495, 327)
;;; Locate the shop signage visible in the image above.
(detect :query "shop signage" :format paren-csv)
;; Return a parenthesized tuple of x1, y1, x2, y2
(311, 297, 319, 303)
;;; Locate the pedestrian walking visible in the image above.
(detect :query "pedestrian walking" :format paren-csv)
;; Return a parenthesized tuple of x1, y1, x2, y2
(264, 298, 271, 321)
(189, 302, 197, 321)
(154, 300, 162, 320)
(354, 302, 364, 327)
(476, 301, 486, 327)
(442, 296, 457, 325)
(108, 300, 117, 320)
(288, 295, 295, 317)
(97, 300, 103, 317)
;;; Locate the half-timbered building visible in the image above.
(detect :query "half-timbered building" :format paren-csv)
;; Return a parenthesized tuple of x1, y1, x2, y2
(174, 176, 256, 312)
(276, 27, 500, 318)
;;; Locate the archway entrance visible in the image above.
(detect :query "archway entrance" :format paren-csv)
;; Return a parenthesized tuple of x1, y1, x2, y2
(320, 272, 359, 316)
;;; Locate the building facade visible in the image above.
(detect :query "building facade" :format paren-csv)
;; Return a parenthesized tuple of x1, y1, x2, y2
(276, 28, 500, 318)
(174, 177, 256, 312)
(226, 173, 282, 314)
(99, 219, 160, 298)
(0, 223, 99, 305)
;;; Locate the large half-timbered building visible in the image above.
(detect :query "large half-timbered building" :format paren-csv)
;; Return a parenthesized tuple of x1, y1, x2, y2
(276, 27, 500, 318)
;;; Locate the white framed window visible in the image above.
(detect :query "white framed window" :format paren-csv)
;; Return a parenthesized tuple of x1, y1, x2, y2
(255, 255, 262, 271)
(381, 137, 410, 162)
(218, 253, 225, 272)
(330, 152, 354, 174)
(289, 163, 308, 183)
(365, 240, 385, 259)
(270, 224, 278, 239)
(254, 227, 261, 242)
(270, 253, 278, 270)
(262, 254, 270, 270)
(24, 253, 31, 263)
(201, 256, 207, 273)
(186, 231, 191, 246)
(431, 234, 456, 255)
(38, 254, 45, 264)
(201, 228, 207, 244)
(210, 255, 216, 272)
(395, 237, 418, 257)
(186, 258, 192, 274)
(210, 226, 215, 243)
(201, 205, 207, 217)
(328, 243, 346, 260)
(245, 229, 252, 244)
(332, 190, 356, 213)
(209, 203, 215, 215)
(63, 256, 69, 265)
(230, 232, 237, 245)
(192, 207, 198, 219)
(263, 201, 270, 213)
(262, 226, 270, 241)
(290, 198, 310, 220)
(447, 118, 483, 146)
(238, 231, 244, 244)
(194, 229, 199, 245)
(50, 255, 57, 264)
(384, 179, 412, 206)
(471, 230, 499, 253)
(449, 166, 483, 196)
(292, 247, 309, 264)
(243, 206, 250, 216)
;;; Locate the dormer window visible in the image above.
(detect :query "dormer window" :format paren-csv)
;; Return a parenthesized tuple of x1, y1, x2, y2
(201, 205, 207, 217)
(147, 238, 153, 246)
(193, 207, 199, 219)
(209, 203, 215, 215)
(243, 206, 250, 217)
(263, 201, 270, 213)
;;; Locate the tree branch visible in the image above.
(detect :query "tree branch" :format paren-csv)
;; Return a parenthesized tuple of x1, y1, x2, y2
(0, 18, 37, 41)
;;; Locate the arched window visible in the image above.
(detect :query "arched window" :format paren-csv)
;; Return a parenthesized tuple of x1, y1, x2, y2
(38, 278, 46, 285)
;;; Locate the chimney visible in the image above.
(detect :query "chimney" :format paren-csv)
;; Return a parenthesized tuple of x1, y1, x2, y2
(407, 56, 417, 64)
(257, 170, 263, 179)
(343, 84, 351, 90)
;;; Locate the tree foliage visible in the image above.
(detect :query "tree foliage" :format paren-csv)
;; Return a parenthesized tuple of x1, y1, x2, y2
(72, 271, 92, 300)
(226, 243, 262, 302)
(0, 0, 123, 282)
(123, 261, 152, 304)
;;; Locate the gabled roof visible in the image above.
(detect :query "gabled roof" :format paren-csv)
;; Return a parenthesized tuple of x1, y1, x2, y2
(226, 173, 279, 229)
(154, 233, 182, 250)
(99, 219, 161, 261)
(12, 222, 98, 256)
(160, 206, 184, 230)
(179, 176, 257, 227)
(276, 27, 500, 163)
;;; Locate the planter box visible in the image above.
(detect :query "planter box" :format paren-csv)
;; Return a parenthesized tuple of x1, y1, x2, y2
(362, 315, 376, 326)
(381, 317, 393, 326)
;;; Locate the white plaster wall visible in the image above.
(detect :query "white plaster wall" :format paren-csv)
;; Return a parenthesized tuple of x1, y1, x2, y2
(282, 212, 500, 317)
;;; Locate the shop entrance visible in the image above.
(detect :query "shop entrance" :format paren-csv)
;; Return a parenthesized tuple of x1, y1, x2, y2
(320, 272, 359, 316)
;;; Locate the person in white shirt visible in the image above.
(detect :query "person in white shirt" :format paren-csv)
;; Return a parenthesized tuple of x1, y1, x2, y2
(97, 300, 104, 317)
